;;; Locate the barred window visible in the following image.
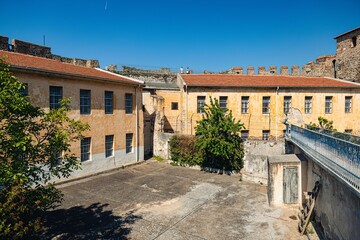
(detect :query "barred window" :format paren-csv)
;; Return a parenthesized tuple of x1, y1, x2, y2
(305, 96, 312, 114)
(262, 130, 270, 140)
(325, 96, 333, 114)
(283, 96, 291, 114)
(241, 130, 249, 139)
(49, 86, 62, 110)
(241, 96, 249, 114)
(105, 135, 114, 158)
(197, 96, 206, 114)
(262, 96, 270, 114)
(126, 133, 133, 153)
(105, 91, 113, 114)
(219, 96, 228, 110)
(345, 96, 352, 113)
(81, 137, 91, 162)
(125, 93, 133, 114)
(80, 89, 91, 114)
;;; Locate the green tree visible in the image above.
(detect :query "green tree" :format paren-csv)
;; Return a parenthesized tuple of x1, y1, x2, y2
(195, 97, 245, 171)
(308, 116, 336, 131)
(0, 59, 89, 238)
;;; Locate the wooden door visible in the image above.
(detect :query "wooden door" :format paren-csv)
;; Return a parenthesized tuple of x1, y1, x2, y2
(283, 166, 298, 204)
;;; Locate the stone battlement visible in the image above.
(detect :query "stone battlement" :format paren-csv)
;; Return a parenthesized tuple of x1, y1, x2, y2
(0, 35, 99, 68)
(230, 55, 336, 78)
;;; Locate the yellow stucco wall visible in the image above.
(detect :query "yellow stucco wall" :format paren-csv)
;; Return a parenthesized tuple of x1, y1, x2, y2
(174, 84, 360, 138)
(15, 71, 144, 160)
(155, 90, 181, 132)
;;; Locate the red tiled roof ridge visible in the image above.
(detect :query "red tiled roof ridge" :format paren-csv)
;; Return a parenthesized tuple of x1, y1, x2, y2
(0, 50, 143, 85)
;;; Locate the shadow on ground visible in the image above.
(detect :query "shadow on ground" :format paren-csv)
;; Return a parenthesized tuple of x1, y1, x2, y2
(42, 202, 142, 239)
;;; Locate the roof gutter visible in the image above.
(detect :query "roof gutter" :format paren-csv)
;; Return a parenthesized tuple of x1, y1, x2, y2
(11, 65, 144, 87)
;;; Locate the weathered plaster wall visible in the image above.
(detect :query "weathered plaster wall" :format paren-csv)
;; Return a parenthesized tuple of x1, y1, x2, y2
(178, 83, 360, 138)
(15, 71, 144, 179)
(153, 132, 173, 160)
(304, 158, 360, 240)
(336, 28, 360, 82)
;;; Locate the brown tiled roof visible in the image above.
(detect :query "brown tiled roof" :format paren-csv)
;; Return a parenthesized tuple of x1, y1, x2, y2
(181, 74, 360, 88)
(0, 50, 142, 85)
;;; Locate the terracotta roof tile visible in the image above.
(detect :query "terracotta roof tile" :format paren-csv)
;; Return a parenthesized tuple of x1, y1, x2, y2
(0, 50, 142, 85)
(181, 74, 360, 88)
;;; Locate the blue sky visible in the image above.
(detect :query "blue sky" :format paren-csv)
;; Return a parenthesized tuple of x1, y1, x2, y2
(1, 0, 360, 73)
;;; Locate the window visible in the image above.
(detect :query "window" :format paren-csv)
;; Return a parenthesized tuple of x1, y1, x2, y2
(262, 96, 270, 114)
(325, 96, 333, 114)
(80, 90, 91, 114)
(345, 129, 353, 134)
(241, 96, 249, 114)
(20, 83, 28, 96)
(126, 133, 133, 153)
(49, 86, 62, 110)
(197, 96, 206, 114)
(283, 96, 291, 114)
(81, 137, 91, 162)
(219, 96, 228, 110)
(105, 91, 113, 114)
(125, 93, 133, 114)
(241, 130, 249, 139)
(171, 102, 178, 110)
(305, 96, 312, 114)
(51, 151, 62, 167)
(345, 96, 352, 113)
(105, 135, 114, 158)
(262, 130, 270, 140)
(352, 36, 357, 47)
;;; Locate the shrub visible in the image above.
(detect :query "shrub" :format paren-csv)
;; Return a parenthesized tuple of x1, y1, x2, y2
(169, 135, 202, 166)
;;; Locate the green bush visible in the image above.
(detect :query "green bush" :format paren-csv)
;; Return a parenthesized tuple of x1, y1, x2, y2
(169, 135, 202, 166)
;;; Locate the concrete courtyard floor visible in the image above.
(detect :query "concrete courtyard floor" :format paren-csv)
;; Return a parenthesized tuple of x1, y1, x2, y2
(44, 159, 307, 240)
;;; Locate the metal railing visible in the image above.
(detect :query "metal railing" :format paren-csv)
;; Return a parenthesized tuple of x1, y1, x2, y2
(286, 124, 360, 194)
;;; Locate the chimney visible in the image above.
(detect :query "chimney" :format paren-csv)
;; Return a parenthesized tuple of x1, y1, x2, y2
(280, 66, 289, 75)
(247, 66, 254, 75)
(0, 36, 9, 51)
(258, 66, 266, 75)
(269, 66, 277, 75)
(232, 66, 243, 75)
(291, 65, 300, 76)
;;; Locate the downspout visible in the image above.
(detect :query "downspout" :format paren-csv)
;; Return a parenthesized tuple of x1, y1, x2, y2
(185, 84, 189, 135)
(135, 85, 140, 162)
(276, 86, 280, 142)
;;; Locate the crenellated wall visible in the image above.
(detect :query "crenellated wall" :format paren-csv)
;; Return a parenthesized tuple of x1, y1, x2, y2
(230, 55, 336, 78)
(0, 35, 100, 68)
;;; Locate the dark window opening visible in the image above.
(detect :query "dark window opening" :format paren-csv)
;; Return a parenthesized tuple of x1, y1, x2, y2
(352, 36, 357, 47)
(105, 91, 113, 114)
(197, 96, 206, 114)
(219, 96, 228, 110)
(80, 89, 91, 114)
(171, 102, 178, 110)
(125, 94, 133, 114)
(49, 86, 63, 110)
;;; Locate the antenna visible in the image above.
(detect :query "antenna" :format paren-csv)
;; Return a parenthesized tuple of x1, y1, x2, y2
(43, 35, 46, 46)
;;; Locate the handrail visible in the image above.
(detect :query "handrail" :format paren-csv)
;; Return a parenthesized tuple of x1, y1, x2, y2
(286, 124, 360, 195)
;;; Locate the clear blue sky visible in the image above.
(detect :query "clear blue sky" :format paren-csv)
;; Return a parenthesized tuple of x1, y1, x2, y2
(1, 0, 359, 73)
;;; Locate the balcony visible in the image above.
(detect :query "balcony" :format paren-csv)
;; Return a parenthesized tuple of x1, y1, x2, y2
(285, 124, 360, 196)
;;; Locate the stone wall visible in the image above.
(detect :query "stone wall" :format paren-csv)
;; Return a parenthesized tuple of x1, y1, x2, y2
(229, 55, 336, 78)
(335, 28, 360, 82)
(0, 35, 100, 68)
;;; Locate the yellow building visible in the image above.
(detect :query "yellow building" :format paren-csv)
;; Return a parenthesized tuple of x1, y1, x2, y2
(172, 74, 360, 139)
(1, 50, 144, 179)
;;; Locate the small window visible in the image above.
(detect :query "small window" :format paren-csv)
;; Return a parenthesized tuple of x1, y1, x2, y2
(105, 135, 114, 158)
(126, 133, 133, 153)
(241, 96, 249, 114)
(262, 130, 270, 140)
(352, 36, 357, 47)
(20, 83, 28, 96)
(81, 137, 91, 162)
(105, 91, 113, 114)
(305, 96, 312, 114)
(125, 93, 133, 114)
(283, 96, 291, 114)
(241, 130, 249, 139)
(325, 96, 333, 114)
(345, 96, 352, 113)
(262, 96, 270, 114)
(197, 96, 206, 114)
(219, 96, 228, 110)
(80, 90, 91, 114)
(171, 102, 178, 110)
(49, 86, 63, 110)
(345, 129, 352, 134)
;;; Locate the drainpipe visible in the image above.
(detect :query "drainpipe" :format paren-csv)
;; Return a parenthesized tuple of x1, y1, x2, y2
(185, 84, 188, 135)
(276, 86, 280, 142)
(135, 85, 140, 162)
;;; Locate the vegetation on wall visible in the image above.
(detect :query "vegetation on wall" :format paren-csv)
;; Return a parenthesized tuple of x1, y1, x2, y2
(169, 97, 245, 172)
(0, 59, 89, 238)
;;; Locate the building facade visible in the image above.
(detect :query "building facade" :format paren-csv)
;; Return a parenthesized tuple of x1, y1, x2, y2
(173, 74, 360, 139)
(1, 50, 144, 180)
